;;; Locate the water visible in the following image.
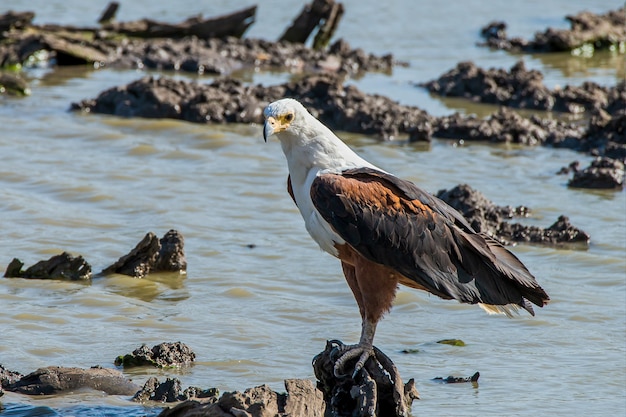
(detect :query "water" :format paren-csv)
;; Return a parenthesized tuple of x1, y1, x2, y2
(1, 0, 625, 416)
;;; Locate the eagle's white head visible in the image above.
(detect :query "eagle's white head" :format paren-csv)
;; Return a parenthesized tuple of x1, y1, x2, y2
(262, 98, 317, 143)
(262, 98, 378, 175)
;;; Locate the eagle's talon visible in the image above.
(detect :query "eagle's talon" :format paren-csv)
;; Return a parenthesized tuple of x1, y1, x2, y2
(333, 344, 374, 378)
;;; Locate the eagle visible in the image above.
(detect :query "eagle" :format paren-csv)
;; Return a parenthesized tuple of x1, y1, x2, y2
(263, 98, 549, 376)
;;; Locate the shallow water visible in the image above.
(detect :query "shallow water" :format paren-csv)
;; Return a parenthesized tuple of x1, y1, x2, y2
(1, 0, 625, 416)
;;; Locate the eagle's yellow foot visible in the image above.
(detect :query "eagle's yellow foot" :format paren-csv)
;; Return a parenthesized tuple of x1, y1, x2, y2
(332, 343, 375, 378)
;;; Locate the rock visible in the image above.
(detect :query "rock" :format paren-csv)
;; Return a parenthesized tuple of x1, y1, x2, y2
(567, 157, 625, 189)
(436, 184, 590, 246)
(115, 342, 195, 368)
(6, 366, 139, 395)
(433, 372, 480, 384)
(420, 60, 613, 113)
(0, 7, 394, 76)
(0, 72, 30, 95)
(132, 377, 218, 403)
(479, 7, 626, 53)
(0, 364, 23, 389)
(157, 379, 325, 417)
(72, 74, 431, 140)
(0, 10, 34, 35)
(313, 340, 418, 417)
(432, 107, 583, 146)
(102, 230, 186, 278)
(4, 252, 92, 280)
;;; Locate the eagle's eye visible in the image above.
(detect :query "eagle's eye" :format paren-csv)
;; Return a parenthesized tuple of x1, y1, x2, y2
(284, 113, 294, 122)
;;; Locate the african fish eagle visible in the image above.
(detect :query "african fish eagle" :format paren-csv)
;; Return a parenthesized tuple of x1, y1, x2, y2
(263, 98, 549, 376)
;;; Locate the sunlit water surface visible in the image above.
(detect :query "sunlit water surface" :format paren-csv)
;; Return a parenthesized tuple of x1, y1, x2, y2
(1, 0, 625, 416)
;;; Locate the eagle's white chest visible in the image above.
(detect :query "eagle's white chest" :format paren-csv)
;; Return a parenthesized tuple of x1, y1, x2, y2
(292, 168, 345, 257)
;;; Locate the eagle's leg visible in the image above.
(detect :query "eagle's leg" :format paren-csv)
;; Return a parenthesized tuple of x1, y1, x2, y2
(334, 254, 398, 378)
(333, 319, 377, 378)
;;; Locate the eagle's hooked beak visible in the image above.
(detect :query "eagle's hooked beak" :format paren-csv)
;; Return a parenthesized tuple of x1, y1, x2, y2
(263, 116, 277, 143)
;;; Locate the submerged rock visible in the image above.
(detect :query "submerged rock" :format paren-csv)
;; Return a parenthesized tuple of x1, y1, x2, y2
(72, 74, 431, 140)
(567, 157, 625, 189)
(436, 184, 590, 246)
(433, 372, 480, 384)
(115, 342, 195, 368)
(157, 379, 325, 417)
(102, 229, 186, 278)
(432, 107, 583, 146)
(4, 252, 92, 280)
(479, 7, 626, 53)
(6, 366, 139, 395)
(133, 377, 218, 403)
(420, 60, 614, 113)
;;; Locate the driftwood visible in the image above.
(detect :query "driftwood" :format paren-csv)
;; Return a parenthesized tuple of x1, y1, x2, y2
(313, 340, 419, 417)
(102, 229, 187, 278)
(97, 2, 120, 25)
(102, 6, 256, 40)
(280, 0, 344, 50)
(4, 252, 92, 280)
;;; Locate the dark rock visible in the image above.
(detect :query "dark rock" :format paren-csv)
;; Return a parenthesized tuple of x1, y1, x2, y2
(132, 377, 218, 403)
(433, 372, 480, 384)
(157, 379, 325, 417)
(568, 157, 625, 189)
(6, 366, 139, 395)
(432, 107, 583, 146)
(313, 340, 418, 417)
(479, 7, 626, 53)
(0, 72, 29, 95)
(0, 364, 23, 388)
(436, 184, 590, 246)
(115, 342, 195, 368)
(0, 11, 34, 35)
(72, 74, 431, 140)
(102, 230, 186, 278)
(4, 252, 92, 280)
(0, 7, 394, 76)
(420, 60, 612, 113)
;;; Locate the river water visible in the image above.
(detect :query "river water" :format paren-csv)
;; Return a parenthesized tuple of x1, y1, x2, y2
(1, 0, 625, 416)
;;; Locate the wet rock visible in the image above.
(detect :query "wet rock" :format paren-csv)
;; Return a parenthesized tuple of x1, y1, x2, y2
(102, 230, 186, 278)
(115, 342, 195, 368)
(157, 379, 325, 417)
(0, 364, 23, 389)
(4, 252, 92, 280)
(436, 184, 590, 246)
(0, 7, 394, 76)
(420, 60, 613, 113)
(0, 72, 30, 95)
(567, 157, 625, 189)
(582, 105, 626, 161)
(6, 366, 139, 395)
(133, 377, 218, 403)
(72, 74, 430, 140)
(479, 7, 626, 53)
(432, 107, 582, 146)
(433, 372, 480, 384)
(313, 340, 418, 417)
